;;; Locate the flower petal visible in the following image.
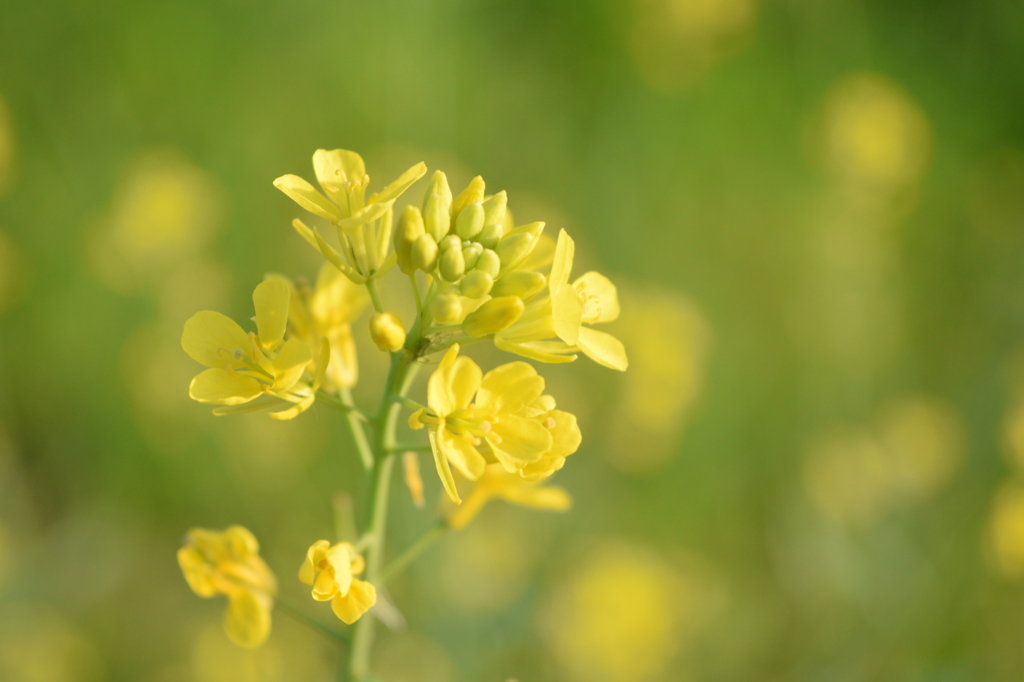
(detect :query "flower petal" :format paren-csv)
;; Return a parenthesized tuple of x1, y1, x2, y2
(273, 174, 340, 220)
(224, 590, 272, 649)
(573, 271, 620, 323)
(312, 566, 339, 601)
(546, 410, 582, 458)
(493, 336, 578, 364)
(368, 161, 427, 205)
(438, 427, 487, 480)
(549, 228, 575, 292)
(270, 338, 313, 392)
(177, 546, 217, 597)
(211, 394, 281, 416)
(499, 482, 572, 511)
(189, 368, 264, 405)
(477, 361, 545, 415)
(576, 326, 628, 371)
(268, 395, 315, 420)
(429, 428, 461, 504)
(182, 310, 253, 369)
(331, 579, 377, 624)
(488, 414, 553, 467)
(253, 279, 290, 351)
(427, 345, 481, 416)
(313, 149, 365, 193)
(552, 281, 584, 346)
(299, 540, 331, 585)
(326, 543, 354, 596)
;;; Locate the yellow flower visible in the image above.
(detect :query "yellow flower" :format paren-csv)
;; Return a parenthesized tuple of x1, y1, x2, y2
(445, 463, 572, 530)
(177, 526, 277, 649)
(266, 262, 368, 391)
(298, 541, 376, 624)
(412, 345, 579, 503)
(181, 279, 330, 420)
(494, 229, 628, 370)
(274, 149, 426, 283)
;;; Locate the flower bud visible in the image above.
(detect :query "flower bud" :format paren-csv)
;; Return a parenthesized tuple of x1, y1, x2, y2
(495, 223, 544, 273)
(369, 312, 406, 352)
(490, 270, 547, 299)
(455, 201, 485, 240)
(422, 170, 452, 241)
(476, 222, 503, 249)
(450, 176, 486, 228)
(438, 234, 461, 253)
(412, 233, 438, 272)
(475, 248, 501, 277)
(430, 292, 463, 324)
(439, 245, 466, 282)
(394, 205, 425, 275)
(462, 242, 483, 270)
(462, 296, 525, 337)
(482, 190, 507, 227)
(459, 270, 494, 299)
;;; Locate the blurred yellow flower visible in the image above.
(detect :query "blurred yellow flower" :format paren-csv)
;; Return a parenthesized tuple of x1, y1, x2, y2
(444, 463, 572, 530)
(177, 525, 277, 649)
(181, 279, 330, 419)
(298, 540, 376, 624)
(275, 149, 426, 283)
(412, 345, 580, 503)
(266, 263, 368, 391)
(495, 229, 627, 370)
(541, 542, 691, 682)
(987, 482, 1024, 579)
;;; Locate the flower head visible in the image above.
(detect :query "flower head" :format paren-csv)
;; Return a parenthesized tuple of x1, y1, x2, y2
(177, 526, 277, 648)
(444, 463, 572, 530)
(274, 149, 426, 283)
(298, 541, 376, 624)
(411, 345, 580, 503)
(492, 229, 627, 370)
(181, 279, 330, 419)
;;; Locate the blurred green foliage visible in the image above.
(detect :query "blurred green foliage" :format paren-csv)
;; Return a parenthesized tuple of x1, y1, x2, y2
(3, 0, 1024, 680)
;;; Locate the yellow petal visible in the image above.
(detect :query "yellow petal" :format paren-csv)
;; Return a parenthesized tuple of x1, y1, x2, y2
(369, 161, 427, 205)
(337, 201, 391, 229)
(211, 395, 281, 416)
(488, 414, 553, 466)
(313, 149, 365, 193)
(326, 543, 354, 596)
(269, 395, 315, 420)
(177, 546, 217, 597)
(429, 428, 461, 504)
(546, 410, 582, 457)
(573, 271, 620, 323)
(438, 427, 487, 480)
(270, 338, 313, 391)
(519, 233, 556, 272)
(427, 345, 481, 416)
(576, 326, 628, 371)
(311, 337, 330, 391)
(299, 540, 331, 585)
(477, 361, 545, 415)
(493, 336, 578, 364)
(549, 228, 575, 292)
(182, 310, 253, 369)
(224, 590, 272, 649)
(552, 281, 584, 346)
(331, 579, 376, 624)
(311, 567, 339, 601)
(273, 174, 340, 220)
(252, 279, 290, 351)
(189, 368, 264, 405)
(500, 482, 572, 512)
(444, 485, 493, 530)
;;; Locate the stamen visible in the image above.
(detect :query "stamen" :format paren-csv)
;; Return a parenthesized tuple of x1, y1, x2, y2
(233, 349, 245, 361)
(545, 417, 557, 429)
(489, 433, 503, 445)
(479, 420, 492, 434)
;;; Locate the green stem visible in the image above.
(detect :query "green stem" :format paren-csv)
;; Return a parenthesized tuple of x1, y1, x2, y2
(317, 391, 371, 422)
(409, 273, 422, 314)
(384, 443, 432, 455)
(275, 597, 350, 645)
(390, 395, 425, 412)
(339, 387, 374, 472)
(348, 351, 420, 680)
(365, 279, 384, 314)
(379, 523, 447, 585)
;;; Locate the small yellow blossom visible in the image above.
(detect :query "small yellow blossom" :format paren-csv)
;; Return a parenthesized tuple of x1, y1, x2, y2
(274, 149, 426, 283)
(266, 262, 368, 392)
(177, 526, 277, 649)
(988, 482, 1024, 579)
(445, 463, 572, 530)
(412, 344, 580, 503)
(494, 229, 628, 370)
(298, 541, 376, 624)
(181, 279, 330, 419)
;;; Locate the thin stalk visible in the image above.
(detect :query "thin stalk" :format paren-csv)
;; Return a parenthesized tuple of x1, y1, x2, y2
(409, 273, 422, 313)
(365, 279, 384, 314)
(275, 597, 350, 645)
(317, 391, 371, 422)
(339, 387, 374, 472)
(390, 395, 425, 412)
(379, 523, 447, 585)
(384, 443, 432, 455)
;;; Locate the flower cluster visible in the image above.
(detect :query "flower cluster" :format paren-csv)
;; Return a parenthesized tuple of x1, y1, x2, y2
(176, 149, 628, 674)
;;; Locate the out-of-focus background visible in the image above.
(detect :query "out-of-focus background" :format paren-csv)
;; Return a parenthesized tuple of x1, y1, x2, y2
(3, 0, 1024, 680)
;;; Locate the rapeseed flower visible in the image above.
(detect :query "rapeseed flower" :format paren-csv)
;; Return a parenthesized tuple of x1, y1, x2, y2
(274, 149, 426, 283)
(299, 541, 376, 624)
(411, 345, 579, 503)
(493, 229, 628, 370)
(445, 463, 572, 530)
(182, 279, 329, 419)
(177, 526, 277, 648)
